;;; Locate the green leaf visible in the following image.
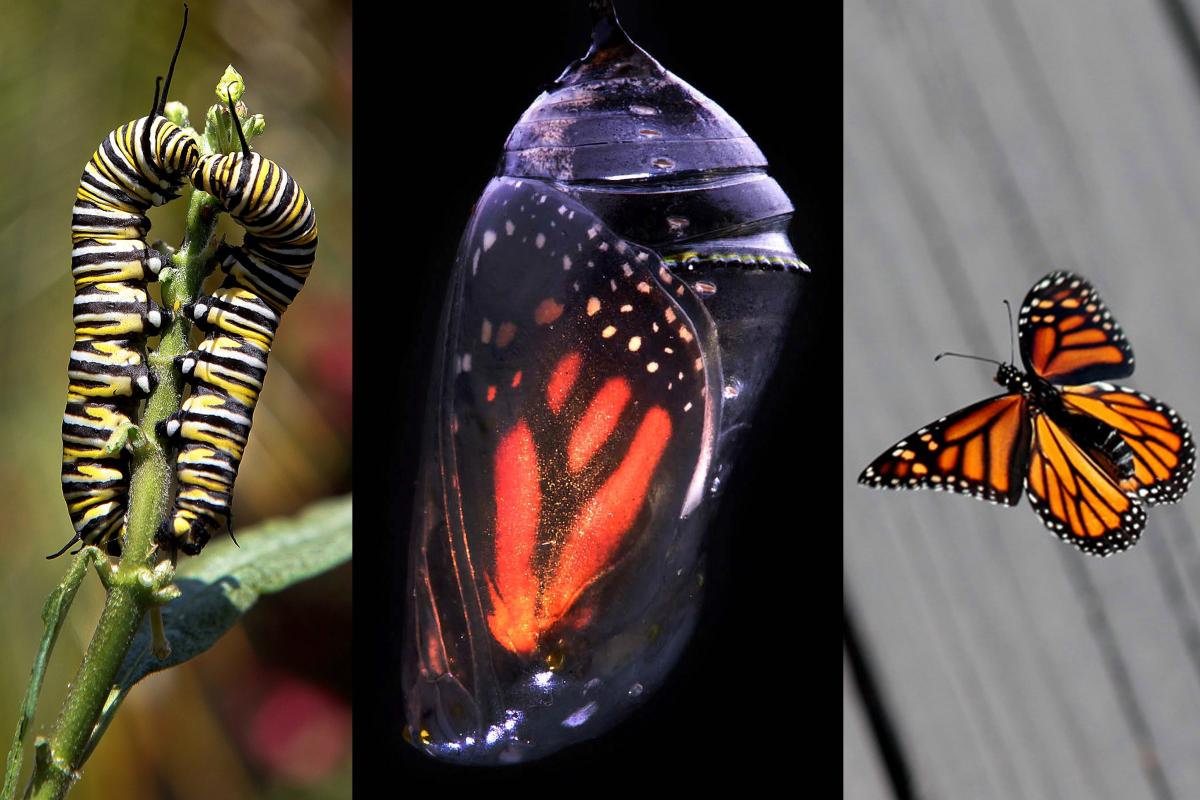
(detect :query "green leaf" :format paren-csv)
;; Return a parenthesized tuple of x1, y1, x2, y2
(114, 495, 351, 692)
(3, 547, 104, 800)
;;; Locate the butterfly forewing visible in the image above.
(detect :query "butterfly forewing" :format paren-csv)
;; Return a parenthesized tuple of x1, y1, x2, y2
(1061, 383, 1196, 505)
(858, 394, 1031, 505)
(1018, 271, 1135, 385)
(407, 176, 720, 740)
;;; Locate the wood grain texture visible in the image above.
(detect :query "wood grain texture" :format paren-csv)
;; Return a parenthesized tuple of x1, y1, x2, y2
(845, 1, 1200, 798)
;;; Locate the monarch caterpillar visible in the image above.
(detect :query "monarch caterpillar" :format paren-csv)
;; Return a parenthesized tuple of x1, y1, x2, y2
(57, 11, 199, 558)
(158, 92, 318, 555)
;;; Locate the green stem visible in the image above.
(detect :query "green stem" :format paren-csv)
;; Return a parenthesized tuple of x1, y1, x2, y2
(27, 190, 220, 800)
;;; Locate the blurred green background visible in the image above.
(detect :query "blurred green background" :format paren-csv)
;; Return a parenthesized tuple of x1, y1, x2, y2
(0, 1, 351, 797)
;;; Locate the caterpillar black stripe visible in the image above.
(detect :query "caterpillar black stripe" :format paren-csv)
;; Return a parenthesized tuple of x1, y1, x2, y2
(159, 91, 317, 555)
(57, 10, 199, 558)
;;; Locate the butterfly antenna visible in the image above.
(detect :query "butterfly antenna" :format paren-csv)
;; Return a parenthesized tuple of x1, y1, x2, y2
(1003, 299, 1016, 365)
(934, 351, 1005, 367)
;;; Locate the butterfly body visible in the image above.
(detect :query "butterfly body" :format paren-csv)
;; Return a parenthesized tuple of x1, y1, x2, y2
(859, 272, 1194, 556)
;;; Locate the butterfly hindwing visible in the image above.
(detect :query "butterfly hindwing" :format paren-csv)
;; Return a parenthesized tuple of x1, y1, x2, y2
(1026, 410, 1147, 555)
(1061, 383, 1195, 506)
(1018, 271, 1135, 385)
(858, 394, 1031, 506)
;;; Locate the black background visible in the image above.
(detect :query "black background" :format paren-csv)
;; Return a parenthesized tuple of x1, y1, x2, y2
(353, 1, 841, 786)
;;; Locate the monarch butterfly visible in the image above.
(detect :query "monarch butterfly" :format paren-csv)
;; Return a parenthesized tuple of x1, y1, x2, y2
(57, 10, 199, 558)
(402, 2, 806, 763)
(157, 91, 317, 555)
(858, 271, 1195, 556)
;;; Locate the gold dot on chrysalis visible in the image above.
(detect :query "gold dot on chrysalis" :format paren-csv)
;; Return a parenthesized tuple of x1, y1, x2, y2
(602, 325, 617, 338)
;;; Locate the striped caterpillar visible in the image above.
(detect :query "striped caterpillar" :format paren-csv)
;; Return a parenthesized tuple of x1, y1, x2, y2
(158, 92, 318, 555)
(57, 13, 198, 558)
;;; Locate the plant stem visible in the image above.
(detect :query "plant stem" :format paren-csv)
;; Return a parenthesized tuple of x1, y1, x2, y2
(27, 189, 219, 800)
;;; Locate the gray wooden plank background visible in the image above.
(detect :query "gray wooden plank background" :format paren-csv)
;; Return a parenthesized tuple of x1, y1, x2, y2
(845, 1, 1200, 798)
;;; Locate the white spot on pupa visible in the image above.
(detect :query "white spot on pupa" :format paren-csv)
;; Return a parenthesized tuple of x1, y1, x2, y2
(587, 297, 601, 316)
(483, 230, 497, 251)
(620, 304, 633, 313)
(683, 402, 693, 412)
(647, 362, 659, 373)
(598, 242, 609, 251)
(622, 263, 634, 277)
(563, 255, 572, 270)
(587, 226, 600, 239)
(536, 233, 546, 249)
(562, 702, 598, 729)
(629, 336, 642, 352)
(461, 353, 472, 372)
(505, 220, 515, 236)
(602, 325, 617, 338)
(635, 252, 649, 263)
(636, 282, 651, 294)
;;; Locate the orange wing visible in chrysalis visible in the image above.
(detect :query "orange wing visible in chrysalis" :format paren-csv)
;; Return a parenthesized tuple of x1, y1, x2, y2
(1026, 411, 1147, 556)
(858, 394, 1031, 506)
(1061, 383, 1196, 506)
(486, 419, 542, 654)
(1018, 272, 1135, 385)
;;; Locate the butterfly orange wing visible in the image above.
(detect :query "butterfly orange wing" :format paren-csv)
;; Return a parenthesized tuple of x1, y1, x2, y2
(859, 394, 1031, 505)
(1018, 272, 1135, 385)
(1026, 410, 1147, 555)
(1060, 383, 1195, 506)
